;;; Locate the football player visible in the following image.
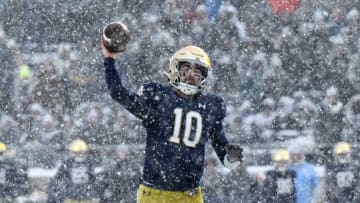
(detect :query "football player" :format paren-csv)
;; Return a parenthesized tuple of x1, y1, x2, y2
(46, 139, 100, 203)
(101, 39, 243, 202)
(325, 142, 360, 203)
(0, 141, 29, 202)
(262, 149, 296, 203)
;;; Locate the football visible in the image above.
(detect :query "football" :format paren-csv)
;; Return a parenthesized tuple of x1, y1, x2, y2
(102, 22, 130, 53)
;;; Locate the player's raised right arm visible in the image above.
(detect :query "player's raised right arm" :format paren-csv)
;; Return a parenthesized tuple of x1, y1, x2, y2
(101, 38, 147, 119)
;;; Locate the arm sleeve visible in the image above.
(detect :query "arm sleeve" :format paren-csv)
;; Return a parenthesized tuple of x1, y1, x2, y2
(209, 97, 229, 164)
(104, 57, 148, 119)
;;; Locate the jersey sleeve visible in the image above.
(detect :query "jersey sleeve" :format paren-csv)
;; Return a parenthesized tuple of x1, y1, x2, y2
(208, 96, 229, 164)
(104, 57, 149, 119)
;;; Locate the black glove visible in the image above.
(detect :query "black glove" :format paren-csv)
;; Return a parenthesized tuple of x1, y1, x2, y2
(225, 144, 243, 162)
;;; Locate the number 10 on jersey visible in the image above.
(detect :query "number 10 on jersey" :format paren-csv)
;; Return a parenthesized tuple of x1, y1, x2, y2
(169, 108, 203, 148)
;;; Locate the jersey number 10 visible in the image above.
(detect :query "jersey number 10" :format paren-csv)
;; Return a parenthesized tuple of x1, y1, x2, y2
(169, 108, 203, 148)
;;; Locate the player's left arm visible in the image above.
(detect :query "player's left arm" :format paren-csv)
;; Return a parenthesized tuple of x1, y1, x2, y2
(209, 97, 243, 169)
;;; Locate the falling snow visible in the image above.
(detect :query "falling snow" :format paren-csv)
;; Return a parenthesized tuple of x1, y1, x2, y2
(0, 0, 360, 202)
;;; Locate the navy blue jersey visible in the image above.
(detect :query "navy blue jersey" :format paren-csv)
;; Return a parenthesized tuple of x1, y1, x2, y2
(104, 58, 229, 191)
(46, 158, 98, 202)
(262, 169, 296, 203)
(326, 162, 360, 202)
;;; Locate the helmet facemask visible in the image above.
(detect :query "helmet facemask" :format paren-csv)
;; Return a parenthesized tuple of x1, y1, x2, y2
(71, 151, 87, 162)
(333, 142, 351, 164)
(273, 149, 290, 172)
(335, 152, 351, 164)
(69, 139, 88, 162)
(275, 160, 289, 173)
(167, 61, 208, 95)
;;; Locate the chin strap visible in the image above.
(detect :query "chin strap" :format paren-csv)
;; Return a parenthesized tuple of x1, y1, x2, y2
(164, 69, 205, 95)
(177, 82, 200, 95)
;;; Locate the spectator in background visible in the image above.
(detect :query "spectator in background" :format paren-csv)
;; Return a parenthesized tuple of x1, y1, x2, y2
(250, 97, 277, 142)
(38, 114, 62, 145)
(97, 144, 141, 203)
(209, 2, 245, 94)
(190, 4, 212, 50)
(272, 96, 297, 131)
(27, 103, 46, 139)
(72, 105, 108, 145)
(133, 14, 175, 86)
(201, 155, 226, 203)
(287, 143, 319, 203)
(261, 149, 296, 203)
(111, 109, 140, 144)
(17, 123, 44, 168)
(0, 114, 21, 147)
(328, 6, 346, 36)
(291, 98, 318, 131)
(209, 3, 246, 93)
(316, 86, 345, 160)
(158, 0, 185, 39)
(0, 27, 16, 114)
(324, 34, 354, 102)
(224, 159, 260, 202)
(342, 94, 360, 143)
(32, 58, 66, 116)
(262, 53, 291, 100)
(14, 64, 34, 115)
(245, 51, 268, 104)
(37, 113, 64, 168)
(277, 26, 304, 90)
(346, 36, 360, 92)
(343, 8, 360, 53)
(236, 45, 254, 98)
(205, 0, 222, 22)
(325, 141, 360, 202)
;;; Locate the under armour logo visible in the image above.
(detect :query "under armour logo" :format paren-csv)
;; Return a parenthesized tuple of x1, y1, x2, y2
(143, 190, 151, 196)
(198, 103, 206, 109)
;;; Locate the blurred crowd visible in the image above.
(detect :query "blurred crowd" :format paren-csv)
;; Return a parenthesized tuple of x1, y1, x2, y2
(0, 0, 360, 202)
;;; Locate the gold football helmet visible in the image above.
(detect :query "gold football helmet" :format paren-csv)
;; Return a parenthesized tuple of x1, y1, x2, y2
(167, 46, 211, 95)
(272, 149, 290, 172)
(69, 139, 88, 162)
(69, 139, 88, 153)
(333, 141, 351, 163)
(334, 141, 351, 154)
(0, 141, 7, 153)
(272, 149, 290, 162)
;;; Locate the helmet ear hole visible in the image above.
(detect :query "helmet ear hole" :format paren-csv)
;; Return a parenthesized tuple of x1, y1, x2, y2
(200, 67, 208, 78)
